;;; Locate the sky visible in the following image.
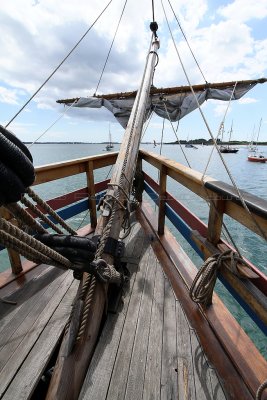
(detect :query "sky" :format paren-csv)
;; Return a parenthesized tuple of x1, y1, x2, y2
(0, 0, 267, 144)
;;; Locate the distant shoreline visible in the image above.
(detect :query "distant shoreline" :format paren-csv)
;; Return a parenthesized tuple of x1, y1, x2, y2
(23, 141, 267, 145)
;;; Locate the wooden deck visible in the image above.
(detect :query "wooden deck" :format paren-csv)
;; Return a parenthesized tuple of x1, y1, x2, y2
(0, 266, 78, 399)
(79, 221, 227, 400)
(0, 218, 228, 399)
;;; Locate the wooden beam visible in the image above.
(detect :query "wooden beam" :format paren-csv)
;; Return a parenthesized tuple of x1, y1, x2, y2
(34, 153, 118, 185)
(86, 161, 97, 228)
(0, 208, 22, 274)
(57, 78, 267, 102)
(158, 165, 167, 235)
(208, 199, 225, 244)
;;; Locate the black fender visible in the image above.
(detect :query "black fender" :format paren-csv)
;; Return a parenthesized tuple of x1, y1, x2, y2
(0, 161, 25, 204)
(0, 125, 33, 162)
(0, 131, 35, 188)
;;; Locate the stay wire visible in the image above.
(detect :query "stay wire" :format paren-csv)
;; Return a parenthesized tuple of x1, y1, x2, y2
(166, 0, 207, 84)
(5, 0, 114, 128)
(94, 0, 128, 95)
(28, 100, 77, 148)
(162, 1, 266, 248)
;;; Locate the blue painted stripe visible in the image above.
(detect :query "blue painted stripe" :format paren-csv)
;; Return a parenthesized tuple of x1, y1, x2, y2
(219, 275, 267, 335)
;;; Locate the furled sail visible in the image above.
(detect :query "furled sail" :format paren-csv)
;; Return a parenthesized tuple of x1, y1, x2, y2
(65, 79, 265, 128)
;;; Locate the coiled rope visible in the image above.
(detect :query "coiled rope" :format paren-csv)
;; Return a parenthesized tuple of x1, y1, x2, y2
(190, 249, 252, 307)
(256, 380, 267, 400)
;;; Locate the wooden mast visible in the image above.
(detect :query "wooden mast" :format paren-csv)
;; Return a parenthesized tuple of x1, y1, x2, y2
(46, 35, 160, 400)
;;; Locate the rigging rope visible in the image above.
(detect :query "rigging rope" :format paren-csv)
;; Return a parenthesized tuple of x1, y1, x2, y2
(162, 0, 267, 242)
(94, 0, 128, 96)
(5, 0, 114, 128)
(162, 101, 191, 168)
(166, 0, 207, 83)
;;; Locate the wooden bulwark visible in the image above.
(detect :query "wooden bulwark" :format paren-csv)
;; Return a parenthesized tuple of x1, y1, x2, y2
(140, 149, 267, 239)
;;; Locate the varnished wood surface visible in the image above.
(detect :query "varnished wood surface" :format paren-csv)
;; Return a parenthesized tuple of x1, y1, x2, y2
(80, 218, 227, 400)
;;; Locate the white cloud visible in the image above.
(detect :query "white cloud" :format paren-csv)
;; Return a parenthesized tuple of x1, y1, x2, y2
(0, 0, 266, 143)
(218, 0, 267, 22)
(0, 87, 21, 104)
(238, 97, 258, 104)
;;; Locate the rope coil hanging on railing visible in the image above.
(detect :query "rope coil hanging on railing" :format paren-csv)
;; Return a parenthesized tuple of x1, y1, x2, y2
(189, 249, 253, 307)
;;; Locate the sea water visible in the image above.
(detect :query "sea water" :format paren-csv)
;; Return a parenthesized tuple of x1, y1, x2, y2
(1, 143, 267, 357)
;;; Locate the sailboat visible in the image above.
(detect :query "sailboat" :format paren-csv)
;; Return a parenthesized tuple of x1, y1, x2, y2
(0, 4, 267, 400)
(219, 121, 239, 153)
(105, 124, 114, 151)
(248, 118, 267, 162)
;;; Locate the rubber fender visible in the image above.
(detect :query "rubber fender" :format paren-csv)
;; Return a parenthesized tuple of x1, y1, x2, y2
(0, 125, 33, 162)
(51, 246, 95, 264)
(0, 161, 26, 204)
(34, 234, 97, 253)
(0, 131, 35, 187)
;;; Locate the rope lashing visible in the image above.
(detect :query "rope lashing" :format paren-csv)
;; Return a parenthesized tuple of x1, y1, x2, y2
(190, 249, 252, 307)
(256, 379, 267, 400)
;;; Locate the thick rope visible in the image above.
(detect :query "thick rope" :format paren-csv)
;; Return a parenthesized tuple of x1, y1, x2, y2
(0, 217, 71, 268)
(190, 249, 251, 307)
(21, 195, 64, 234)
(5, 203, 47, 234)
(256, 380, 267, 400)
(26, 187, 77, 235)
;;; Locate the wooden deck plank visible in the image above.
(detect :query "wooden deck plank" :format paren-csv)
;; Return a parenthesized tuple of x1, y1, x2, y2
(190, 330, 214, 400)
(0, 267, 62, 341)
(124, 248, 157, 400)
(78, 262, 138, 400)
(176, 300, 196, 400)
(79, 222, 150, 400)
(160, 278, 178, 400)
(106, 243, 151, 400)
(142, 261, 165, 400)
(0, 271, 74, 397)
(2, 279, 79, 400)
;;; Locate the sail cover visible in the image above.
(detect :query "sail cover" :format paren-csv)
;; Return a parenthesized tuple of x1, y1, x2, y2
(74, 83, 256, 128)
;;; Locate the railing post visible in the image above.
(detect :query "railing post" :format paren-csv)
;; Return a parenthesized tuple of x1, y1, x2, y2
(158, 165, 167, 235)
(86, 161, 97, 229)
(0, 207, 22, 274)
(135, 156, 143, 203)
(207, 198, 225, 244)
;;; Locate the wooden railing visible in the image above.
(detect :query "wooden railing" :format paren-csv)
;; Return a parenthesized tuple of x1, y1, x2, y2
(138, 149, 267, 335)
(0, 152, 118, 282)
(0, 149, 266, 336)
